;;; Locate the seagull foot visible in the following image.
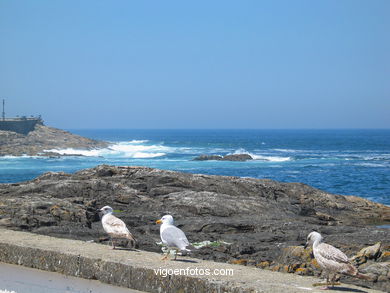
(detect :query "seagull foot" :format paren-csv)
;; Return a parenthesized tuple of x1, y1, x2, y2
(312, 282, 340, 289)
(330, 282, 341, 286)
(312, 282, 330, 287)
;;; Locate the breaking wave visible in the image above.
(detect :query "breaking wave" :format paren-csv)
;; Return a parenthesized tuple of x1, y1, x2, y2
(45, 141, 170, 159)
(231, 149, 292, 162)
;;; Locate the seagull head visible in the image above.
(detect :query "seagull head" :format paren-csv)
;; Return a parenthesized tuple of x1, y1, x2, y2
(156, 214, 174, 225)
(99, 205, 114, 215)
(304, 231, 322, 248)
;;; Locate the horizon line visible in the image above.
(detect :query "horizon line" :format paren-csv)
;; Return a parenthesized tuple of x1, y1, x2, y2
(64, 127, 390, 131)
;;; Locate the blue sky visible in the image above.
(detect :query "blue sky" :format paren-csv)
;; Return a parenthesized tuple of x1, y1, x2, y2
(0, 0, 389, 129)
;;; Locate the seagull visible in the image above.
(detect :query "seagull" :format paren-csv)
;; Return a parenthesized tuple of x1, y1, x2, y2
(305, 231, 370, 289)
(156, 215, 191, 260)
(99, 206, 136, 249)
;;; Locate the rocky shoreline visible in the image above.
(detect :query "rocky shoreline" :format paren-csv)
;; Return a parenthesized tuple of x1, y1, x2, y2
(0, 124, 109, 156)
(0, 165, 389, 291)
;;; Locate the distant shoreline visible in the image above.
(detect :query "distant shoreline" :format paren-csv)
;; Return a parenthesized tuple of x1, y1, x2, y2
(0, 124, 109, 157)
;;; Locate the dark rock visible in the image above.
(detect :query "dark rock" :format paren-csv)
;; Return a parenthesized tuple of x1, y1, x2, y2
(221, 154, 253, 161)
(193, 154, 253, 161)
(0, 124, 109, 156)
(193, 155, 223, 161)
(357, 262, 390, 291)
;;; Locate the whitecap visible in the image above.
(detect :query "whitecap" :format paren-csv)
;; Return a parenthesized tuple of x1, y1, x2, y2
(355, 162, 388, 168)
(252, 155, 291, 162)
(0, 155, 39, 159)
(230, 149, 291, 162)
(272, 148, 299, 153)
(128, 139, 149, 144)
(45, 141, 171, 159)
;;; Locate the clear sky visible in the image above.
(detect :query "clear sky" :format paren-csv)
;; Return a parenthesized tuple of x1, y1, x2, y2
(0, 0, 389, 129)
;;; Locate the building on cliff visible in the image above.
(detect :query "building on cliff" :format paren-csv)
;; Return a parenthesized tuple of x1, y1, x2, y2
(0, 99, 43, 135)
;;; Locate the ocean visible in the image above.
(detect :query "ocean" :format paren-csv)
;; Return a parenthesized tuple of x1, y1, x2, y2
(0, 129, 389, 205)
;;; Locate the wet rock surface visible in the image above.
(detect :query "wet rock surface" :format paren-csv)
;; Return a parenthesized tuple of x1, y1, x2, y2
(0, 165, 389, 290)
(0, 124, 109, 156)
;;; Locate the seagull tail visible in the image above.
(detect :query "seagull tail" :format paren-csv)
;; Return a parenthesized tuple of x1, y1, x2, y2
(345, 264, 372, 280)
(126, 234, 137, 248)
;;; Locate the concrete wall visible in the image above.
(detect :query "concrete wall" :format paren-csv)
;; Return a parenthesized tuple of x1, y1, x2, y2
(0, 119, 43, 135)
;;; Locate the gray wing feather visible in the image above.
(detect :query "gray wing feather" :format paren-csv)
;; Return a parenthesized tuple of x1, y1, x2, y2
(161, 226, 189, 250)
(103, 215, 131, 237)
(317, 243, 350, 264)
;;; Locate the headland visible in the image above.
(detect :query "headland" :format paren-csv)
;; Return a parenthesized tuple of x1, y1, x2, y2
(0, 123, 109, 156)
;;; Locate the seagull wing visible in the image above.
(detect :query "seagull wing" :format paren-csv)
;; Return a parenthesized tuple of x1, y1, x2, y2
(103, 214, 132, 237)
(161, 225, 190, 250)
(317, 243, 350, 264)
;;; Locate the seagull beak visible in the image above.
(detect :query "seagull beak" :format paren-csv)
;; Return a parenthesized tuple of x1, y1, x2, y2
(304, 242, 309, 249)
(156, 219, 162, 224)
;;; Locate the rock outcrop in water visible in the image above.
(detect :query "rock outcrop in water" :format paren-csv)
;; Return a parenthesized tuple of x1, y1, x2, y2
(0, 165, 389, 290)
(0, 124, 109, 156)
(193, 154, 253, 161)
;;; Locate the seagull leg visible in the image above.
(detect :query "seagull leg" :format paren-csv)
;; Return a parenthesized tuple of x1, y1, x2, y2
(108, 238, 114, 249)
(173, 249, 178, 261)
(110, 238, 117, 250)
(330, 274, 340, 287)
(312, 273, 330, 289)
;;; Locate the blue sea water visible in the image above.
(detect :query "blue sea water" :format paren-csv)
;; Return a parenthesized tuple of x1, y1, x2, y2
(0, 129, 389, 205)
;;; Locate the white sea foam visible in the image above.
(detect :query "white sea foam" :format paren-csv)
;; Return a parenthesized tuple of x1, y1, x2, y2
(0, 155, 39, 160)
(45, 141, 171, 159)
(253, 155, 291, 162)
(230, 149, 291, 162)
(273, 148, 299, 153)
(0, 155, 20, 159)
(356, 162, 388, 168)
(361, 154, 390, 161)
(128, 139, 149, 144)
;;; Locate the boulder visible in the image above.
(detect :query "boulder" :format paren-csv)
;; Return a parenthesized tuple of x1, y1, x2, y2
(193, 155, 223, 161)
(221, 154, 253, 161)
(193, 154, 253, 161)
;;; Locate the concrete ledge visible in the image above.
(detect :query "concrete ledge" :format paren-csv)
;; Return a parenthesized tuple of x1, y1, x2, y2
(0, 229, 383, 293)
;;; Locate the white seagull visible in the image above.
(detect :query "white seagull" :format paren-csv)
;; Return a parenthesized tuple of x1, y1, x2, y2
(156, 215, 191, 260)
(305, 231, 370, 289)
(100, 206, 136, 249)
